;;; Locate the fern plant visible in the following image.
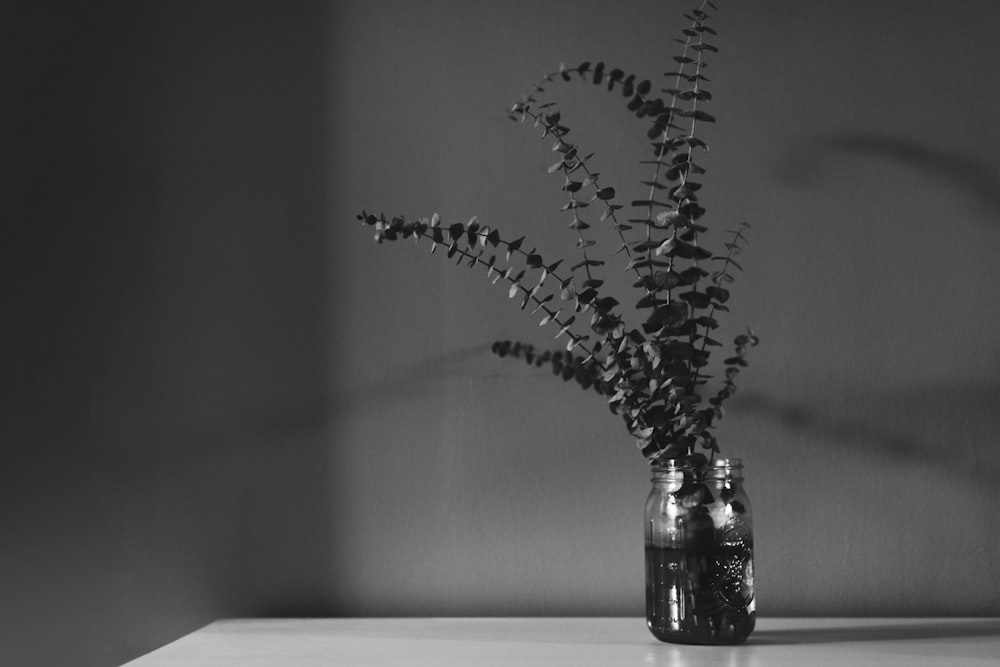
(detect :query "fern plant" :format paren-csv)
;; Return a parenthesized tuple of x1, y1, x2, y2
(357, 0, 756, 466)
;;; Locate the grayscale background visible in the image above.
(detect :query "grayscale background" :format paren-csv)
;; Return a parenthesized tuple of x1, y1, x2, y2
(5, 1, 1000, 665)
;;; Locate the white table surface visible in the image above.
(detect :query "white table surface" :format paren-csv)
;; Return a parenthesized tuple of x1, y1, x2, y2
(123, 617, 1000, 666)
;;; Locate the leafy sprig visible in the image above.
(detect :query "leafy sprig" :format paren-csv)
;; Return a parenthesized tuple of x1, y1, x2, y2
(357, 0, 755, 466)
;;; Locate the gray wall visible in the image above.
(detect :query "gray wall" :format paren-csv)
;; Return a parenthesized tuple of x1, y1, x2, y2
(5, 3, 334, 666)
(6, 1, 1000, 665)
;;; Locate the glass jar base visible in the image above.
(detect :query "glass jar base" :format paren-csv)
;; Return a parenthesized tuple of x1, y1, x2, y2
(647, 611, 755, 645)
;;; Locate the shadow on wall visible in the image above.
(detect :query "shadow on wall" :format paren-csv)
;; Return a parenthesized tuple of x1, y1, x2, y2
(342, 347, 1000, 496)
(778, 132, 1000, 221)
(332, 344, 493, 415)
(734, 384, 1000, 494)
(744, 128, 1000, 614)
(768, 130, 1000, 492)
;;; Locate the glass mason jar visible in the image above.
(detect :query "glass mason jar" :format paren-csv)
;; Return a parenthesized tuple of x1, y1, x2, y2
(645, 458, 755, 644)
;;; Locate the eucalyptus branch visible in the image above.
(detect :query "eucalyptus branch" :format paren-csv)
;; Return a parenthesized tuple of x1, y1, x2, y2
(513, 59, 670, 132)
(358, 211, 618, 364)
(512, 104, 651, 296)
(534, 107, 601, 285)
(644, 1, 715, 308)
(709, 327, 759, 418)
(514, 61, 655, 120)
(492, 340, 613, 396)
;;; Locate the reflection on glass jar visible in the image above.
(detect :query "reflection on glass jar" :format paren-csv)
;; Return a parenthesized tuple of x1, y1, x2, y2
(645, 458, 755, 645)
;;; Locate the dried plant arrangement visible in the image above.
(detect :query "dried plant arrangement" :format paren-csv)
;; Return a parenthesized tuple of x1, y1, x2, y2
(358, 0, 755, 467)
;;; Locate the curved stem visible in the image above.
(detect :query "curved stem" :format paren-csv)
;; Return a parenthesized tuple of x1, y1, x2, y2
(687, 223, 749, 396)
(410, 224, 616, 369)
(521, 107, 654, 297)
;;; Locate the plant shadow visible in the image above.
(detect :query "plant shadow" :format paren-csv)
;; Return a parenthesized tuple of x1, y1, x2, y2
(777, 132, 1000, 221)
(735, 384, 1000, 494)
(751, 618, 1000, 645)
(769, 130, 1000, 492)
(332, 343, 493, 415)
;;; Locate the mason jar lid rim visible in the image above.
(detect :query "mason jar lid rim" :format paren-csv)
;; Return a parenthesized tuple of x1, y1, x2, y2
(654, 457, 742, 470)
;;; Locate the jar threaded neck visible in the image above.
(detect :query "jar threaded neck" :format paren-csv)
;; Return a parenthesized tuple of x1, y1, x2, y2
(651, 458, 743, 483)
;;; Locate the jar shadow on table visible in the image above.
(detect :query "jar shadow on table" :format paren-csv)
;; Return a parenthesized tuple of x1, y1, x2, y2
(749, 619, 1000, 645)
